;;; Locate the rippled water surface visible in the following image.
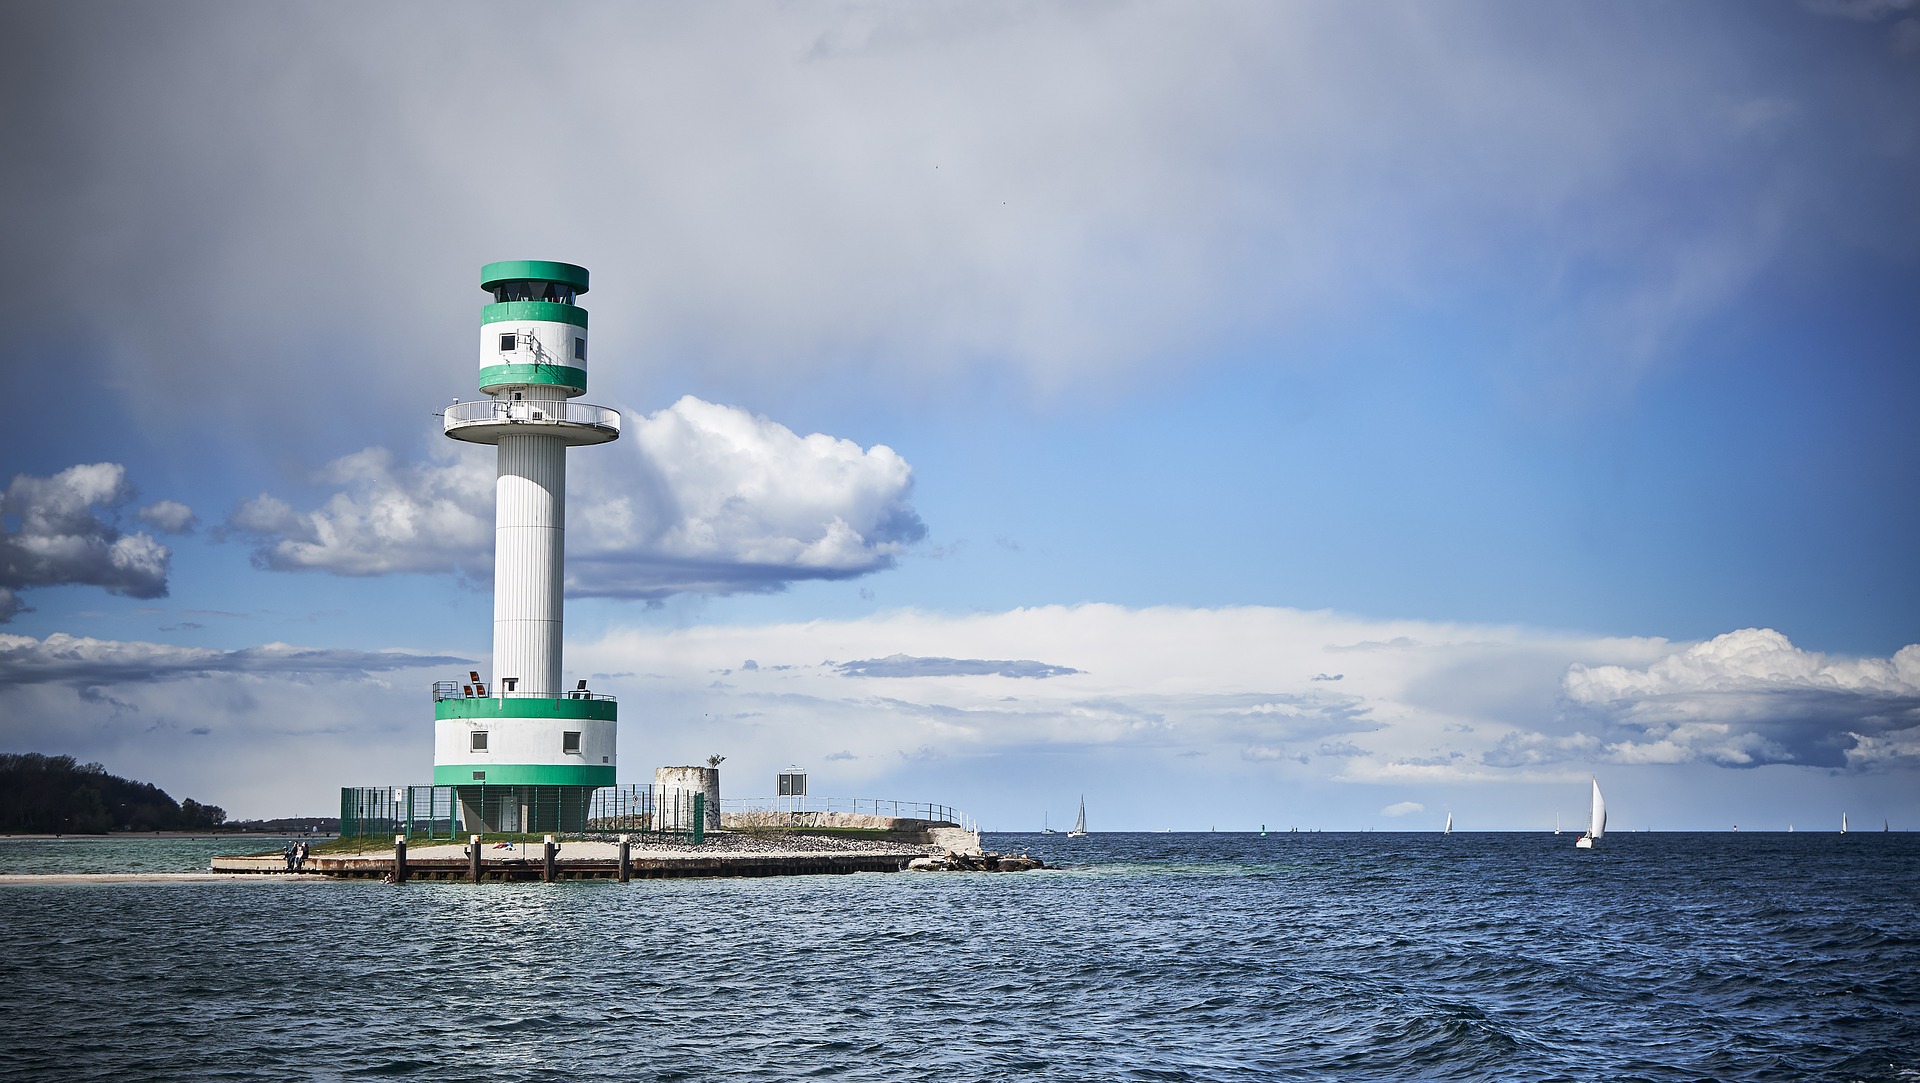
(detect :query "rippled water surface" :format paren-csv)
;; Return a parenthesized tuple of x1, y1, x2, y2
(2, 832, 1917, 1081)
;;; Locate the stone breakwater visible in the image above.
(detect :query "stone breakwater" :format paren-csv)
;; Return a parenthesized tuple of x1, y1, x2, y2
(909, 850, 1046, 873)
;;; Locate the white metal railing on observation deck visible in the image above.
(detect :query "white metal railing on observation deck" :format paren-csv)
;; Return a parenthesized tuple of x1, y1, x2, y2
(442, 399, 621, 434)
(431, 681, 615, 703)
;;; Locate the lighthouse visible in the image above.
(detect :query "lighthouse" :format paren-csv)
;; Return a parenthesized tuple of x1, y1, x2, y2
(432, 260, 620, 833)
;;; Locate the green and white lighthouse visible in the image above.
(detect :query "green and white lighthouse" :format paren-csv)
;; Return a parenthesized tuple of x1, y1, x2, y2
(433, 260, 620, 832)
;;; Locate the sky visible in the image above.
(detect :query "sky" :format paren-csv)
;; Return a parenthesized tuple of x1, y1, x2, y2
(2, 0, 1918, 830)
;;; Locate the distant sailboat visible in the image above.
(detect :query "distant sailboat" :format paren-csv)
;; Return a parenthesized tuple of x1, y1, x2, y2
(1575, 778, 1606, 850)
(1067, 796, 1088, 837)
(1443, 812, 1453, 835)
(1554, 813, 1561, 836)
(1042, 812, 1055, 835)
(1842, 812, 1849, 834)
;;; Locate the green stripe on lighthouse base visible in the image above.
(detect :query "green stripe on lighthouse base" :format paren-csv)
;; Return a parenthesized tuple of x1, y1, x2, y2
(433, 763, 614, 786)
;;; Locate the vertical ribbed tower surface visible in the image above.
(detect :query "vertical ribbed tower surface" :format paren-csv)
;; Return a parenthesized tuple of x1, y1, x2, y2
(431, 261, 620, 831)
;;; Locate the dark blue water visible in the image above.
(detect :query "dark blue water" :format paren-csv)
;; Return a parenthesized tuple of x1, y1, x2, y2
(2, 832, 1916, 1081)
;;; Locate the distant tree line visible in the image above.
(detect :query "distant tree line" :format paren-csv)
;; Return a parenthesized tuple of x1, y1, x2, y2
(0, 753, 227, 833)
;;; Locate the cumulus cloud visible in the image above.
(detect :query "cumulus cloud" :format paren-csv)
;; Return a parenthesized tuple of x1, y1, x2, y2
(1381, 801, 1425, 817)
(836, 654, 1080, 679)
(0, 464, 174, 621)
(223, 397, 924, 598)
(226, 446, 495, 579)
(570, 396, 926, 597)
(1561, 628, 1920, 769)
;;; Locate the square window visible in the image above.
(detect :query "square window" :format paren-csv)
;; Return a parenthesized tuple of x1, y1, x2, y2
(563, 731, 582, 755)
(573, 337, 586, 361)
(470, 730, 489, 752)
(499, 333, 516, 352)
(472, 771, 486, 781)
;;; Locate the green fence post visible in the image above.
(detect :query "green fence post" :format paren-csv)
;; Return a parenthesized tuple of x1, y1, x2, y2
(692, 792, 705, 846)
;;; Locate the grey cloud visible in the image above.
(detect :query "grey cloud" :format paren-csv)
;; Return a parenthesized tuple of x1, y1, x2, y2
(8, 3, 1917, 446)
(1800, 0, 1918, 20)
(137, 500, 198, 534)
(837, 653, 1082, 679)
(1559, 629, 1920, 769)
(0, 464, 173, 620)
(0, 631, 469, 688)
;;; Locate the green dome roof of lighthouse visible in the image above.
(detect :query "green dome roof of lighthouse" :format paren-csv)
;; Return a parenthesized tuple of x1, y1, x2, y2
(481, 260, 590, 293)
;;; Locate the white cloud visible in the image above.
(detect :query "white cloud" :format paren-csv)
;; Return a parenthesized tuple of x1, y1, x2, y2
(226, 446, 494, 579)
(570, 396, 925, 597)
(0, 463, 174, 621)
(136, 500, 197, 534)
(0, 632, 472, 817)
(224, 397, 924, 597)
(1562, 628, 1920, 768)
(0, 631, 467, 687)
(571, 604, 1652, 791)
(11, 610, 1916, 824)
(1381, 801, 1425, 817)
(567, 609, 1920, 796)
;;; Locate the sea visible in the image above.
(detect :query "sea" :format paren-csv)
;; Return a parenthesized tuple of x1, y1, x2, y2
(2, 831, 1917, 1082)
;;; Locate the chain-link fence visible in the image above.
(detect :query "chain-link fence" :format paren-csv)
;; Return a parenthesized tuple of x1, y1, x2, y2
(341, 784, 704, 843)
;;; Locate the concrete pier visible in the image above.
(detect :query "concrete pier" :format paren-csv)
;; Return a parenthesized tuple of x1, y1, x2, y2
(212, 848, 925, 880)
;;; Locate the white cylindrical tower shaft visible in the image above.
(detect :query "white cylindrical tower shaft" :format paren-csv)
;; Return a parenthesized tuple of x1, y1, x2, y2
(493, 431, 566, 695)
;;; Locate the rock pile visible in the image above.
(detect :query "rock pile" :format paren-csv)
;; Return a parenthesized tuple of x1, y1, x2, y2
(907, 850, 1046, 873)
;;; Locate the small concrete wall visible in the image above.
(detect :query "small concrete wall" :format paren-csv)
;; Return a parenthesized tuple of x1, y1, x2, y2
(715, 812, 979, 853)
(655, 766, 721, 831)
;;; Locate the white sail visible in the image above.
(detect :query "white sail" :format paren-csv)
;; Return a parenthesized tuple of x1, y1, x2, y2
(1842, 812, 1848, 834)
(1068, 796, 1087, 836)
(1590, 778, 1607, 840)
(1443, 812, 1453, 835)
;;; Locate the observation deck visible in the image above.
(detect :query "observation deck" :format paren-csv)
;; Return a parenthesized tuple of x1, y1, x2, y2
(442, 398, 620, 446)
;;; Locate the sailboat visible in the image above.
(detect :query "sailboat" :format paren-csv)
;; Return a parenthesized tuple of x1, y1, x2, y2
(1554, 813, 1561, 836)
(1443, 812, 1453, 835)
(1067, 796, 1088, 837)
(1042, 812, 1055, 835)
(1842, 812, 1848, 834)
(1575, 778, 1606, 849)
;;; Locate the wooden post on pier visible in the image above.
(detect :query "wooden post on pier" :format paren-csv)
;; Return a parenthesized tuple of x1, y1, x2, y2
(618, 834, 631, 883)
(393, 835, 407, 883)
(468, 834, 482, 882)
(543, 835, 557, 883)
